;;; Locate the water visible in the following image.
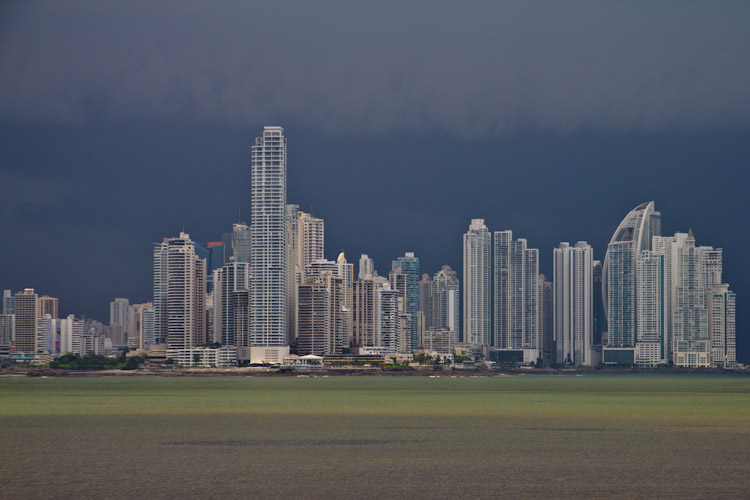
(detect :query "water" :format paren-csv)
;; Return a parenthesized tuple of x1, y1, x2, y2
(1, 375, 749, 499)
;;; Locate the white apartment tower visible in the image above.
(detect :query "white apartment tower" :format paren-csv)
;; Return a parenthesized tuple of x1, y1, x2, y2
(636, 250, 667, 366)
(296, 211, 324, 283)
(250, 126, 288, 358)
(463, 219, 491, 348)
(553, 242, 593, 366)
(153, 232, 207, 356)
(494, 231, 539, 353)
(706, 284, 736, 368)
(359, 254, 375, 279)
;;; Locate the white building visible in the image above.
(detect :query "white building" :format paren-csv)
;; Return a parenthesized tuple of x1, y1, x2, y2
(176, 346, 237, 367)
(154, 232, 207, 358)
(463, 219, 491, 348)
(60, 314, 85, 355)
(212, 262, 250, 346)
(636, 250, 667, 366)
(553, 242, 593, 366)
(250, 126, 287, 353)
(127, 303, 156, 351)
(359, 254, 375, 280)
(296, 211, 324, 283)
(652, 232, 689, 362)
(494, 230, 539, 354)
(706, 284, 736, 368)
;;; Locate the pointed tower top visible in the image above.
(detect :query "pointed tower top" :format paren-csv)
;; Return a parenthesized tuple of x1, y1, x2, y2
(337, 252, 347, 264)
(687, 228, 695, 240)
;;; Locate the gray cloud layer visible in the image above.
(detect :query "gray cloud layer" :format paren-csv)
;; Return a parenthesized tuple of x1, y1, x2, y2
(1, 1, 749, 134)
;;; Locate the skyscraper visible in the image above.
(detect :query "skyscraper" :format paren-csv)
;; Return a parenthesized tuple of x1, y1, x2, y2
(706, 284, 736, 368)
(285, 204, 299, 345)
(153, 232, 207, 357)
(463, 219, 491, 348)
(392, 252, 420, 349)
(250, 126, 288, 362)
(38, 296, 58, 320)
(222, 223, 252, 264)
(2, 289, 14, 315)
(553, 242, 593, 366)
(494, 231, 539, 353)
(538, 275, 553, 365)
(13, 289, 38, 354)
(603, 201, 661, 365)
(652, 232, 689, 362)
(110, 298, 130, 345)
(359, 254, 375, 279)
(212, 262, 250, 346)
(296, 211, 324, 283)
(636, 250, 667, 366)
(672, 230, 709, 367)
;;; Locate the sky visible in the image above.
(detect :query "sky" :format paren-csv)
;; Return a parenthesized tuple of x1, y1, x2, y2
(1, 1, 749, 360)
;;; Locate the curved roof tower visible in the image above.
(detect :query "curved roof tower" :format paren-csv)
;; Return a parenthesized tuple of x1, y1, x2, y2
(602, 201, 661, 317)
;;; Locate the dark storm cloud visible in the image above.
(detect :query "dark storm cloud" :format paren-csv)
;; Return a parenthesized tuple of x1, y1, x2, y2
(1, 1, 749, 134)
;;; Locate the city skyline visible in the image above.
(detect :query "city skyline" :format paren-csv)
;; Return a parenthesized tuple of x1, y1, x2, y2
(1, 2, 748, 362)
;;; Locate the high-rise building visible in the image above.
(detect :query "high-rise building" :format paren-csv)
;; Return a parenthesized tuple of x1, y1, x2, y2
(706, 284, 736, 368)
(428, 265, 460, 340)
(592, 261, 605, 347)
(672, 230, 710, 367)
(13, 289, 38, 354)
(38, 296, 58, 320)
(553, 242, 593, 366)
(222, 223, 252, 264)
(353, 277, 377, 348)
(59, 314, 84, 355)
(153, 232, 207, 357)
(0, 313, 13, 355)
(285, 204, 299, 345)
(652, 232, 689, 362)
(35, 314, 56, 355)
(127, 303, 156, 351)
(250, 126, 288, 361)
(109, 298, 130, 345)
(297, 281, 329, 356)
(636, 250, 667, 366)
(463, 219, 491, 348)
(391, 252, 420, 349)
(538, 275, 553, 365)
(603, 201, 661, 365)
(3, 289, 15, 315)
(359, 254, 375, 279)
(296, 211, 324, 284)
(494, 231, 539, 354)
(212, 262, 250, 346)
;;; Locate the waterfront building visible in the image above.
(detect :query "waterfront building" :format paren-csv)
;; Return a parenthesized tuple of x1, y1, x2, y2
(109, 298, 130, 345)
(603, 201, 661, 365)
(706, 284, 736, 368)
(250, 126, 288, 362)
(427, 265, 460, 341)
(636, 250, 667, 366)
(127, 303, 156, 350)
(0, 313, 13, 356)
(391, 252, 420, 349)
(672, 230, 710, 367)
(592, 261, 605, 347)
(353, 277, 377, 348)
(60, 314, 85, 356)
(35, 314, 56, 355)
(422, 327, 456, 355)
(463, 219, 491, 348)
(212, 262, 250, 346)
(153, 232, 207, 357)
(494, 231, 540, 355)
(286, 204, 299, 345)
(297, 281, 329, 356)
(553, 242, 593, 366)
(538, 275, 553, 365)
(176, 346, 238, 367)
(13, 289, 38, 354)
(652, 232, 689, 362)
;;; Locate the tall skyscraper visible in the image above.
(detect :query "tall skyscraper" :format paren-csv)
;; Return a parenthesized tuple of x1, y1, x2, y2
(222, 223, 252, 264)
(592, 261, 605, 347)
(60, 314, 85, 355)
(636, 250, 667, 366)
(706, 284, 736, 368)
(212, 262, 250, 346)
(603, 201, 661, 365)
(672, 230, 709, 367)
(13, 289, 38, 354)
(110, 298, 130, 345)
(494, 231, 539, 353)
(0, 313, 14, 355)
(296, 211, 324, 283)
(127, 303, 156, 351)
(652, 232, 689, 362)
(359, 254, 375, 279)
(463, 219, 491, 348)
(153, 232, 207, 356)
(250, 126, 288, 362)
(538, 275, 553, 365)
(285, 204, 299, 345)
(392, 252, 420, 349)
(297, 281, 330, 356)
(553, 242, 593, 366)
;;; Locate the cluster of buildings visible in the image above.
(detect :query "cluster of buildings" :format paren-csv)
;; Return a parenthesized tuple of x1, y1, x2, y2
(0, 127, 736, 369)
(464, 203, 736, 368)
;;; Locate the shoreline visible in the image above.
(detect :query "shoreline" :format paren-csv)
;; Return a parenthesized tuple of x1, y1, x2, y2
(2, 366, 747, 378)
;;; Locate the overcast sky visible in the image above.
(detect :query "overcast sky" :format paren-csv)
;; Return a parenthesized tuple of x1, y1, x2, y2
(1, 1, 749, 358)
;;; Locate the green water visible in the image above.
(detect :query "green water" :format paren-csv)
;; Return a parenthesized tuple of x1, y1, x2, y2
(1, 375, 749, 499)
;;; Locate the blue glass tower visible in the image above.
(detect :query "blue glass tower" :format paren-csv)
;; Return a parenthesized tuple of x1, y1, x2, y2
(392, 252, 419, 350)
